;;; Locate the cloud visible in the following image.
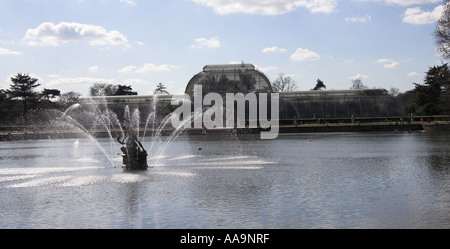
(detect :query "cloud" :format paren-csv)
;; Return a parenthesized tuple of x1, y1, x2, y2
(118, 63, 177, 73)
(383, 0, 441, 6)
(384, 61, 401, 68)
(355, 0, 441, 6)
(345, 15, 372, 23)
(375, 58, 393, 63)
(122, 79, 151, 85)
(408, 71, 421, 77)
(89, 66, 103, 72)
(375, 58, 401, 68)
(120, 0, 137, 6)
(24, 22, 129, 47)
(0, 47, 22, 55)
(191, 37, 221, 49)
(46, 77, 115, 87)
(262, 46, 287, 53)
(191, 0, 337, 15)
(290, 48, 320, 61)
(402, 5, 444, 24)
(349, 74, 369, 80)
(292, 0, 338, 14)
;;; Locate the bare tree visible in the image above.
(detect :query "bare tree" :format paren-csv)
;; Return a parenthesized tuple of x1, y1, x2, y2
(350, 78, 368, 90)
(271, 73, 297, 92)
(60, 91, 81, 107)
(90, 83, 118, 96)
(435, 0, 450, 59)
(388, 87, 400, 97)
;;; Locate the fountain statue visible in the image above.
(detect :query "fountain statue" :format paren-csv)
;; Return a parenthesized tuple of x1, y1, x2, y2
(61, 102, 150, 170)
(117, 115, 148, 171)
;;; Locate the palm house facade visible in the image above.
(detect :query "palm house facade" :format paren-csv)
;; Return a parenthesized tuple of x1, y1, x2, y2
(87, 63, 406, 123)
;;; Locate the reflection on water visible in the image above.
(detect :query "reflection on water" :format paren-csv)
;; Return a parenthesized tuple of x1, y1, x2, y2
(1, 131, 450, 228)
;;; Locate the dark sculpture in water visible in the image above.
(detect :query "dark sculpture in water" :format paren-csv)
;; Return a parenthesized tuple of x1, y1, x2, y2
(117, 117, 148, 170)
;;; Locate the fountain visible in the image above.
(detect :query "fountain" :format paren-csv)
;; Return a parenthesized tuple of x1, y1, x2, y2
(116, 106, 148, 170)
(59, 96, 193, 171)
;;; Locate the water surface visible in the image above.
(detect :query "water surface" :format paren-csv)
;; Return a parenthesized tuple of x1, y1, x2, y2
(1, 131, 449, 228)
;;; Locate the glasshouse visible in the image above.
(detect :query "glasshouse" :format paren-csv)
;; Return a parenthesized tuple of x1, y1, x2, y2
(86, 63, 406, 123)
(278, 89, 405, 120)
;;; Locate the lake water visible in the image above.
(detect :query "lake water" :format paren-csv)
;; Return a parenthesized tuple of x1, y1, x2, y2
(1, 131, 449, 229)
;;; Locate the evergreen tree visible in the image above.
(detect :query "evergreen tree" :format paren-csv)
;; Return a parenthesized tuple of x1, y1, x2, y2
(414, 63, 450, 115)
(312, 79, 326, 90)
(7, 73, 41, 114)
(41, 88, 61, 100)
(115, 85, 137, 95)
(154, 83, 169, 95)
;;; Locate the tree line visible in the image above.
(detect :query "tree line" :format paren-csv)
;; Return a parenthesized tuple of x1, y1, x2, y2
(0, 74, 79, 125)
(271, 74, 370, 92)
(398, 63, 450, 116)
(270, 63, 449, 116)
(2, 62, 449, 126)
(0, 74, 170, 125)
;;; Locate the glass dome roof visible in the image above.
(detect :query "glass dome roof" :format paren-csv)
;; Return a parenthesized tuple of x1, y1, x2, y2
(185, 63, 272, 96)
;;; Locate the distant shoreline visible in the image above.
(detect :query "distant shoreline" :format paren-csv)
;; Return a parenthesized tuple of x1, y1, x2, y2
(0, 123, 429, 141)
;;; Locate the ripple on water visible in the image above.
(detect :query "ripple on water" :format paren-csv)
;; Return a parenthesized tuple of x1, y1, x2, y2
(110, 174, 148, 183)
(8, 176, 72, 188)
